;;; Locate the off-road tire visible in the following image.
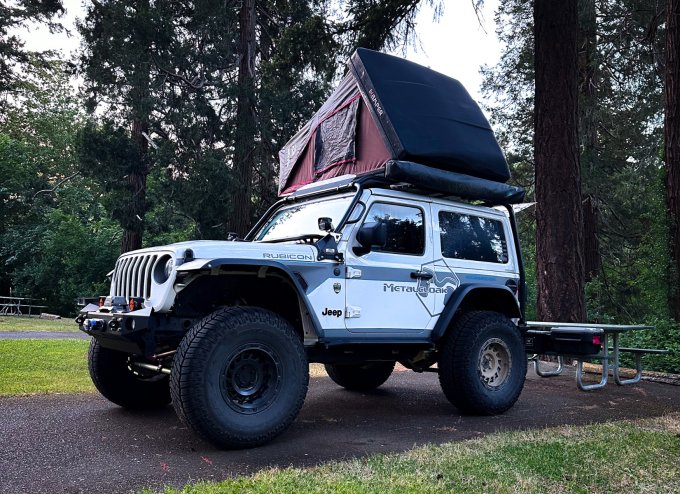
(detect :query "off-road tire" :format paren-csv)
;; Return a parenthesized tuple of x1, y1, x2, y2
(170, 306, 308, 449)
(88, 339, 171, 409)
(324, 361, 395, 391)
(438, 310, 526, 415)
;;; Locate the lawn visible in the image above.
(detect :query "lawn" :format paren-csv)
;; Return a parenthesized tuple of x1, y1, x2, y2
(0, 339, 93, 395)
(154, 414, 680, 494)
(0, 315, 78, 332)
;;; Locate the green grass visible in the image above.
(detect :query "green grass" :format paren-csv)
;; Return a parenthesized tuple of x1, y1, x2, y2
(0, 339, 93, 395)
(0, 315, 78, 332)
(154, 415, 680, 494)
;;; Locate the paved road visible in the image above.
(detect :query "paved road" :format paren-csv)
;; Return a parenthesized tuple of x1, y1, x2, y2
(1, 369, 679, 494)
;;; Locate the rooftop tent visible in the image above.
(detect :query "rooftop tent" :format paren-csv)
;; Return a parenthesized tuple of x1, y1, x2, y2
(278, 48, 512, 196)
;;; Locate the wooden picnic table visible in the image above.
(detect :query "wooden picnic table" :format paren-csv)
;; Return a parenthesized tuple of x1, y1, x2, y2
(0, 296, 48, 316)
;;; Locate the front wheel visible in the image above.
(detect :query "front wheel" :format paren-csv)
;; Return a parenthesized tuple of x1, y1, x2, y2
(88, 339, 171, 410)
(170, 307, 309, 449)
(438, 311, 526, 415)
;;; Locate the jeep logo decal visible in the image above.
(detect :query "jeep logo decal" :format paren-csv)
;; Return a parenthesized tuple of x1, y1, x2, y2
(321, 308, 343, 317)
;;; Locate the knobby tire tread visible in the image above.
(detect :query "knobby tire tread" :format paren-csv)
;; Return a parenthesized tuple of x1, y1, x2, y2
(170, 306, 308, 448)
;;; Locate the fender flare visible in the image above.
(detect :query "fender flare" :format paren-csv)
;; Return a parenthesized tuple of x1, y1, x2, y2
(175, 258, 324, 337)
(431, 284, 521, 341)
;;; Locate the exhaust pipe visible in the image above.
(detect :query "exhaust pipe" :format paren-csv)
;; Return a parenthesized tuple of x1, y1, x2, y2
(130, 362, 171, 375)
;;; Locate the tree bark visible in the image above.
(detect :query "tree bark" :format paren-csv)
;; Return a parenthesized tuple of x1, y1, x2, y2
(120, 118, 148, 253)
(119, 0, 151, 254)
(534, 0, 587, 322)
(578, 0, 598, 161)
(578, 0, 601, 282)
(232, 0, 257, 237)
(666, 0, 680, 320)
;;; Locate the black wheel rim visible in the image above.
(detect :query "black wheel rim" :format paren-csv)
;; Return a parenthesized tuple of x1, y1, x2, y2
(221, 343, 282, 414)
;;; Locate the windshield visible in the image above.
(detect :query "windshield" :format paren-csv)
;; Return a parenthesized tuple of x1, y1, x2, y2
(255, 194, 355, 242)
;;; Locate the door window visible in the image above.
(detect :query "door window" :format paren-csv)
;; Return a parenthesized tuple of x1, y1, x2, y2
(363, 202, 425, 256)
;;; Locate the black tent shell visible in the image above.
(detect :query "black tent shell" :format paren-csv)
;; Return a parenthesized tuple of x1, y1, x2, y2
(349, 48, 510, 183)
(278, 48, 516, 201)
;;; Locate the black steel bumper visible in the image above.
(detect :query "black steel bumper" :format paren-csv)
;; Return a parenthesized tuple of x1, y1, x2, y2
(76, 304, 188, 356)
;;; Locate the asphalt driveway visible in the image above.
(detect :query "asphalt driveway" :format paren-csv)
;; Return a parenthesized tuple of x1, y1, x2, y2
(1, 368, 679, 494)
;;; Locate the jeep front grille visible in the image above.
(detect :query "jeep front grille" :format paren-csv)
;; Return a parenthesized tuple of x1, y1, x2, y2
(111, 254, 158, 299)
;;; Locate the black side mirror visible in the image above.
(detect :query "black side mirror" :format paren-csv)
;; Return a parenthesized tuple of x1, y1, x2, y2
(354, 222, 387, 255)
(318, 217, 334, 232)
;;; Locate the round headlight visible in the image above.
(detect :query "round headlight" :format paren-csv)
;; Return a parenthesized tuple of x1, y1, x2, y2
(164, 258, 174, 280)
(153, 255, 174, 284)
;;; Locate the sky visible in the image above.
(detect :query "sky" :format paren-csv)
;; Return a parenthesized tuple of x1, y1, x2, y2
(13, 0, 502, 102)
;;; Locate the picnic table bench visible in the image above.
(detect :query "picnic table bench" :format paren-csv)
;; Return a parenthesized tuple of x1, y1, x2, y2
(524, 322, 670, 391)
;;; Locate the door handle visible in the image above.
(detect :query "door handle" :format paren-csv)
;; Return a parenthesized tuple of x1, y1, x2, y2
(410, 270, 433, 280)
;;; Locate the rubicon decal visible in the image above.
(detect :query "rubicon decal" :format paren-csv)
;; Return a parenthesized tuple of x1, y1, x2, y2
(263, 253, 314, 261)
(321, 308, 343, 317)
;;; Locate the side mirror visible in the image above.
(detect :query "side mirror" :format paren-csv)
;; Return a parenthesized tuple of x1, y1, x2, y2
(354, 222, 387, 255)
(318, 217, 334, 232)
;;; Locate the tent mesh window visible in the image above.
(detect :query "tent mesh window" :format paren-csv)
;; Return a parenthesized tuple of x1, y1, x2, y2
(314, 96, 360, 174)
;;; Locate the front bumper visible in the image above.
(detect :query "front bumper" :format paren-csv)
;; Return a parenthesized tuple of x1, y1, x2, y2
(76, 304, 183, 356)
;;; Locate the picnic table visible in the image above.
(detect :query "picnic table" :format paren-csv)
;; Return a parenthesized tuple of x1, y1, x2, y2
(0, 296, 48, 316)
(525, 322, 669, 391)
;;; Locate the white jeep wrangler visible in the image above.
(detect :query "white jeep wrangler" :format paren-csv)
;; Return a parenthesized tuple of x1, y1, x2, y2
(78, 172, 536, 448)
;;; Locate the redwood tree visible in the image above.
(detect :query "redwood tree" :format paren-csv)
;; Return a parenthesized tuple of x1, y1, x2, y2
(78, 0, 155, 253)
(231, 0, 257, 237)
(666, 0, 680, 320)
(534, 0, 587, 322)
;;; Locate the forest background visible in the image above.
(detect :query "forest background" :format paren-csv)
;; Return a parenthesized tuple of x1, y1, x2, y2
(1, 0, 678, 372)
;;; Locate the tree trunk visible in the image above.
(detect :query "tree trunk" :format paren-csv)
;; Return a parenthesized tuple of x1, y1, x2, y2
(578, 0, 601, 282)
(534, 0, 587, 322)
(232, 0, 257, 237)
(578, 0, 598, 162)
(120, 0, 151, 254)
(666, 0, 680, 320)
(120, 118, 148, 253)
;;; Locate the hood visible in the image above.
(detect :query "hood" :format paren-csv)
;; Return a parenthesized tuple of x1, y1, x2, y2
(120, 240, 318, 266)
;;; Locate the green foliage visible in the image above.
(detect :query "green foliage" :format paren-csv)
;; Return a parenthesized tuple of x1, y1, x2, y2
(0, 58, 120, 315)
(340, 0, 447, 53)
(0, 0, 64, 98)
(4, 188, 119, 315)
(482, 0, 678, 368)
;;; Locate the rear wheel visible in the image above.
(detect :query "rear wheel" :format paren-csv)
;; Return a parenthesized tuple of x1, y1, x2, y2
(170, 307, 308, 449)
(324, 361, 395, 391)
(438, 311, 526, 415)
(88, 339, 171, 409)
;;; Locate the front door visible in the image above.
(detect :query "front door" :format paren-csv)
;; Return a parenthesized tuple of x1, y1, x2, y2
(344, 200, 434, 333)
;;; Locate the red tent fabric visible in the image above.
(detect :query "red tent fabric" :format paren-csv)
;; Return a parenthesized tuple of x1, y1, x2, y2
(278, 75, 391, 195)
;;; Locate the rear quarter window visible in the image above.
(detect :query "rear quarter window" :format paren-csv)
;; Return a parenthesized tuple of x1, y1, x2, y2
(439, 211, 508, 264)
